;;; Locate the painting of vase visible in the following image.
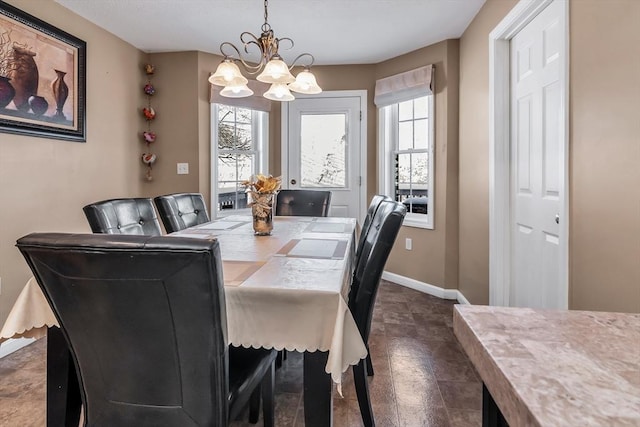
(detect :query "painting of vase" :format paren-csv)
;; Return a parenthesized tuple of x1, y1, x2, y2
(0, 76, 15, 108)
(1, 1, 86, 141)
(8, 46, 39, 112)
(51, 69, 68, 120)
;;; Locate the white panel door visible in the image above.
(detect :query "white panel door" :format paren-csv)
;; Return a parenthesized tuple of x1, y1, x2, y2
(510, 0, 566, 309)
(284, 94, 363, 218)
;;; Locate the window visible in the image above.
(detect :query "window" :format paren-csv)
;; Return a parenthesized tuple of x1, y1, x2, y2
(379, 95, 434, 229)
(211, 104, 268, 216)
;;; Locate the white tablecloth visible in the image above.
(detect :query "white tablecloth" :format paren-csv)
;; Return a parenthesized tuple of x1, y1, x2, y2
(0, 276, 55, 341)
(1, 216, 367, 386)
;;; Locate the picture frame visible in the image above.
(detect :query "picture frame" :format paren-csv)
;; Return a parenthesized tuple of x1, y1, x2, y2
(0, 2, 86, 142)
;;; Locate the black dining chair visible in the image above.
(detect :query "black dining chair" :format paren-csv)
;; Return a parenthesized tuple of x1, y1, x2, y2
(353, 194, 391, 377)
(154, 192, 210, 233)
(356, 195, 392, 260)
(349, 200, 406, 427)
(274, 189, 332, 217)
(17, 233, 277, 427)
(82, 198, 162, 236)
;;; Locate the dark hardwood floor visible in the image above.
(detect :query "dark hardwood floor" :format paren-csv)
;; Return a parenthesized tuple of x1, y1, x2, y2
(0, 280, 481, 426)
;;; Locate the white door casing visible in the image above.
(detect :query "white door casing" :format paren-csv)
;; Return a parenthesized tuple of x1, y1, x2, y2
(489, 0, 569, 308)
(282, 91, 367, 219)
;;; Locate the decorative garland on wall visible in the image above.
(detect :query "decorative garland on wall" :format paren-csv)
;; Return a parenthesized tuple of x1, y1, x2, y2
(141, 63, 157, 181)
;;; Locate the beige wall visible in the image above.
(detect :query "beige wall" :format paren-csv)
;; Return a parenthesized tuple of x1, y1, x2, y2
(376, 40, 460, 290)
(569, 0, 640, 312)
(458, 0, 518, 304)
(138, 51, 201, 201)
(0, 0, 145, 325)
(458, 0, 640, 312)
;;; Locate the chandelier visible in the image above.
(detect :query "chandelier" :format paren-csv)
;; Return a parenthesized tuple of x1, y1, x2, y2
(208, 0, 322, 101)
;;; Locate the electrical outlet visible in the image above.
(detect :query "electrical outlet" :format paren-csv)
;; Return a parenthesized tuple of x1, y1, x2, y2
(177, 163, 189, 175)
(405, 238, 412, 251)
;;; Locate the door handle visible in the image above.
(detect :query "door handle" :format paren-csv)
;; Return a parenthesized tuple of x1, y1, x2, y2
(555, 214, 560, 224)
(290, 179, 297, 185)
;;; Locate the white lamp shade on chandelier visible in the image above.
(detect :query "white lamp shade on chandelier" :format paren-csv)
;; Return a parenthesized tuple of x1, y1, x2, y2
(208, 0, 321, 101)
(288, 69, 322, 94)
(263, 83, 295, 101)
(208, 60, 248, 87)
(220, 84, 254, 98)
(256, 58, 295, 84)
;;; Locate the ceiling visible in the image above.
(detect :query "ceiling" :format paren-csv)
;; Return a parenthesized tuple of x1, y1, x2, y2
(54, 0, 485, 66)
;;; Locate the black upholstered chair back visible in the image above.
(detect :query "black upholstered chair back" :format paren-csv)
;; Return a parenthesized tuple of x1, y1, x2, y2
(350, 201, 406, 344)
(356, 195, 392, 257)
(82, 198, 162, 236)
(275, 190, 332, 217)
(16, 233, 229, 426)
(154, 193, 210, 233)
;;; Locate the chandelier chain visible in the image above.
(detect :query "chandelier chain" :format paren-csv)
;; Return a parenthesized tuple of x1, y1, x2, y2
(264, 0, 268, 24)
(262, 0, 270, 33)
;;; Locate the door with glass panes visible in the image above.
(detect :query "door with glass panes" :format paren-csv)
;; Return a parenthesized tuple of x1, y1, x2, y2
(283, 93, 364, 218)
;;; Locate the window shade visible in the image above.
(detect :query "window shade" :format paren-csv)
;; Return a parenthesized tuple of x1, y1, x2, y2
(374, 64, 434, 107)
(209, 79, 272, 112)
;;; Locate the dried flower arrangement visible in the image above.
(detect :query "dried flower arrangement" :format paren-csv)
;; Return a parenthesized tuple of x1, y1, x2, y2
(243, 174, 281, 234)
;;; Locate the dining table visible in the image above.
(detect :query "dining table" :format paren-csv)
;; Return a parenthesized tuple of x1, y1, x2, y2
(1, 214, 367, 427)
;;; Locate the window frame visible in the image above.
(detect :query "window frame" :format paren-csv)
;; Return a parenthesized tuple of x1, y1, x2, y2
(378, 94, 435, 229)
(211, 103, 269, 218)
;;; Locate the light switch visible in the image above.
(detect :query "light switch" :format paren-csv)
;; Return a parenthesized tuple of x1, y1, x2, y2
(405, 238, 412, 251)
(177, 163, 189, 175)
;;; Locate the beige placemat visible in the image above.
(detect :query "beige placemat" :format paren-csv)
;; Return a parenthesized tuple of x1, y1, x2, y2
(222, 261, 265, 287)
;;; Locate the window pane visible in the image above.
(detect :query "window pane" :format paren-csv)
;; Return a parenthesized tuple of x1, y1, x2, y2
(235, 124, 252, 149)
(218, 106, 253, 150)
(397, 153, 412, 187)
(414, 118, 428, 150)
(414, 96, 428, 119)
(398, 121, 413, 150)
(217, 153, 254, 210)
(218, 104, 234, 122)
(217, 153, 254, 183)
(236, 108, 251, 124)
(396, 152, 429, 215)
(398, 100, 413, 121)
(412, 152, 429, 186)
(300, 114, 346, 188)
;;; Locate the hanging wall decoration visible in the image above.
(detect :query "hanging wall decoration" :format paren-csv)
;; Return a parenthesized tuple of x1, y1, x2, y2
(141, 63, 156, 180)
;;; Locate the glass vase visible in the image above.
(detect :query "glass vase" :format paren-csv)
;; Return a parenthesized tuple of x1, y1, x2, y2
(251, 193, 275, 235)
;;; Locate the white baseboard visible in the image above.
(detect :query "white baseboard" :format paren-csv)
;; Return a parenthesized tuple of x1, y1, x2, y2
(381, 271, 470, 304)
(0, 337, 36, 359)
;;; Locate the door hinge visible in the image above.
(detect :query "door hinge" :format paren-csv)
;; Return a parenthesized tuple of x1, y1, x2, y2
(359, 176, 362, 186)
(360, 111, 362, 121)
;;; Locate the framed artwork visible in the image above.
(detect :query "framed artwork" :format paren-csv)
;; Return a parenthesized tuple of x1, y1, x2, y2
(0, 2, 86, 142)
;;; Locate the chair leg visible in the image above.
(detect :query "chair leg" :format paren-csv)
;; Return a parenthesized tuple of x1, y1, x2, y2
(353, 360, 375, 427)
(366, 353, 374, 377)
(261, 361, 276, 427)
(248, 386, 260, 424)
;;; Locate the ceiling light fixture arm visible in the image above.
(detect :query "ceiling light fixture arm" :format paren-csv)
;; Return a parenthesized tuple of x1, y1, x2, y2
(288, 53, 315, 70)
(220, 41, 262, 74)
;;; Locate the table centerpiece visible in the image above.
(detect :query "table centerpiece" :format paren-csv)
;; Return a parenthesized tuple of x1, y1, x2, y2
(243, 174, 281, 235)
